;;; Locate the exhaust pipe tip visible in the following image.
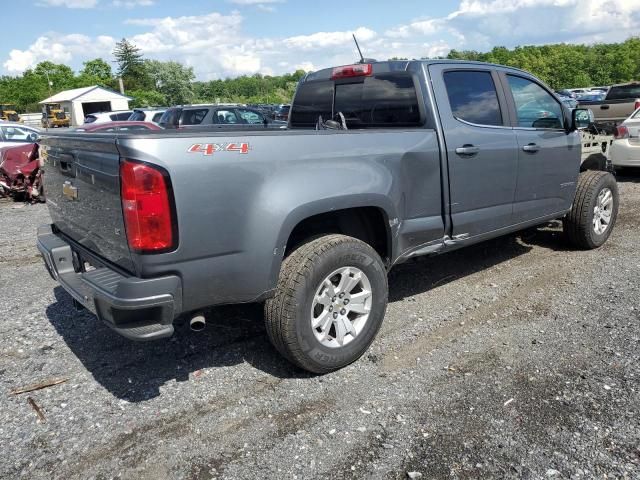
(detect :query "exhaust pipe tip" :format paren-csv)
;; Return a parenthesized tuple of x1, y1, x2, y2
(189, 314, 206, 332)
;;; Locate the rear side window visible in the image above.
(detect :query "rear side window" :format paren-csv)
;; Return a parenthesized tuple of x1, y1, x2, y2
(606, 84, 640, 100)
(129, 111, 145, 121)
(443, 70, 502, 126)
(290, 73, 421, 128)
(152, 112, 164, 123)
(111, 112, 131, 121)
(159, 108, 181, 127)
(290, 83, 333, 126)
(214, 110, 240, 124)
(181, 109, 209, 125)
(236, 108, 264, 124)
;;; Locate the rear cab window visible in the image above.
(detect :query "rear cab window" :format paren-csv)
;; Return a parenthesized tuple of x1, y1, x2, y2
(606, 84, 640, 100)
(290, 67, 423, 129)
(442, 70, 503, 126)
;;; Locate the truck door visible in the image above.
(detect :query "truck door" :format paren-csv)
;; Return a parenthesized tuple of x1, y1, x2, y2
(428, 65, 518, 238)
(501, 73, 580, 222)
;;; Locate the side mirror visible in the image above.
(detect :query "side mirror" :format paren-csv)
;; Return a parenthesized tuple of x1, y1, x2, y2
(571, 108, 593, 131)
(28, 132, 40, 142)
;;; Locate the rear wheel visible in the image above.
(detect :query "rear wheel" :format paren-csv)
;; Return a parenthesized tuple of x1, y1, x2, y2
(563, 171, 618, 249)
(265, 234, 388, 373)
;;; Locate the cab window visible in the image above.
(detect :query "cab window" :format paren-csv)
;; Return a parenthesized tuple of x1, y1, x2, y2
(507, 75, 564, 129)
(443, 70, 503, 126)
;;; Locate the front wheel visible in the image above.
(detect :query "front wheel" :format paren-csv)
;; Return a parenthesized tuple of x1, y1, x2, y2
(563, 171, 619, 249)
(264, 234, 388, 373)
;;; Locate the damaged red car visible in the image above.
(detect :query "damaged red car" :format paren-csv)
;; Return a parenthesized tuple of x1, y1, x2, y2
(0, 143, 44, 202)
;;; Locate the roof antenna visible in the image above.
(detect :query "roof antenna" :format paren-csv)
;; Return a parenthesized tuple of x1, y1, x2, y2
(352, 34, 377, 64)
(353, 34, 365, 63)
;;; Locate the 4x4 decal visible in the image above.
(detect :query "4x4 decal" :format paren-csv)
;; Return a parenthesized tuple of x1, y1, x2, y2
(188, 143, 250, 156)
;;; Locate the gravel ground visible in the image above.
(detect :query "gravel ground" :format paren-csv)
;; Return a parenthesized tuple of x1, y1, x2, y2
(1, 174, 639, 480)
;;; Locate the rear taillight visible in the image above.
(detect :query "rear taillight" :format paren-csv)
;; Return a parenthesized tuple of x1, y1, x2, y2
(331, 63, 372, 80)
(614, 125, 629, 139)
(120, 159, 176, 253)
(635, 99, 640, 111)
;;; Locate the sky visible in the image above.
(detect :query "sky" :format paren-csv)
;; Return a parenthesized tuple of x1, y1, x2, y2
(2, 0, 640, 80)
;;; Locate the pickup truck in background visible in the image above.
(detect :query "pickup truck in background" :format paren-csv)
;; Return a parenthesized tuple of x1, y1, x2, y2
(37, 60, 619, 373)
(578, 81, 640, 125)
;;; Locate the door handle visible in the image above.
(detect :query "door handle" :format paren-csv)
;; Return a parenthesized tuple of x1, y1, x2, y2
(600, 105, 610, 110)
(522, 143, 540, 153)
(455, 145, 480, 156)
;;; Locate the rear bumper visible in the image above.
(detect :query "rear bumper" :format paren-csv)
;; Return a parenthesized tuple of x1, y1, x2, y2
(37, 224, 182, 341)
(611, 139, 640, 167)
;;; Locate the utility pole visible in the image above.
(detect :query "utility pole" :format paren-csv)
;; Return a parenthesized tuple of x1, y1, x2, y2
(44, 71, 53, 97)
(43, 70, 53, 130)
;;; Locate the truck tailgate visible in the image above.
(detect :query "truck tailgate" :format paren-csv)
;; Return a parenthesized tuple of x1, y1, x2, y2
(41, 134, 134, 272)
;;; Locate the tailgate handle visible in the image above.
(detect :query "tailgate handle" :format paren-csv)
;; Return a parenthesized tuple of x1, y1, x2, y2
(600, 105, 610, 110)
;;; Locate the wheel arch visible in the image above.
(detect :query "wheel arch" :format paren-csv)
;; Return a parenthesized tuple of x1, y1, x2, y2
(268, 195, 398, 289)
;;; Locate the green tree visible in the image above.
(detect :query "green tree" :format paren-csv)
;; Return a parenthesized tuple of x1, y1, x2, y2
(144, 60, 195, 105)
(128, 89, 167, 108)
(112, 38, 150, 91)
(80, 58, 112, 82)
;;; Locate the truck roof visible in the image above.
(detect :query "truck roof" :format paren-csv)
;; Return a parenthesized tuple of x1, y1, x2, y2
(301, 59, 533, 83)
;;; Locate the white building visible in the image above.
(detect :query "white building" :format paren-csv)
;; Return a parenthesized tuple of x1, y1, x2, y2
(39, 86, 132, 126)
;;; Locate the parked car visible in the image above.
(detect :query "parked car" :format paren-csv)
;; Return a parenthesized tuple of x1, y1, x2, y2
(83, 111, 134, 124)
(0, 123, 40, 149)
(38, 60, 618, 373)
(128, 108, 166, 124)
(610, 108, 640, 168)
(158, 105, 286, 129)
(556, 89, 576, 99)
(576, 92, 606, 102)
(0, 142, 43, 202)
(272, 104, 290, 121)
(73, 121, 162, 133)
(558, 95, 578, 109)
(578, 81, 640, 124)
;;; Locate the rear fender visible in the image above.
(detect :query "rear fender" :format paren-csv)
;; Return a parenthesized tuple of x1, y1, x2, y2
(267, 194, 398, 288)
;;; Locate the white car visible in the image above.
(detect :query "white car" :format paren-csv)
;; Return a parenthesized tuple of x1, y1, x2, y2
(0, 123, 40, 149)
(83, 111, 133, 125)
(610, 108, 640, 168)
(128, 108, 166, 124)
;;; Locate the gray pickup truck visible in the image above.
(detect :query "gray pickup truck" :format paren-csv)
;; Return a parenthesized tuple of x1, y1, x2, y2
(37, 60, 619, 373)
(578, 82, 640, 125)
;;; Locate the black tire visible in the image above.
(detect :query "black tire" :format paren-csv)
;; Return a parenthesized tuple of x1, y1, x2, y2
(563, 171, 618, 249)
(264, 234, 388, 373)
